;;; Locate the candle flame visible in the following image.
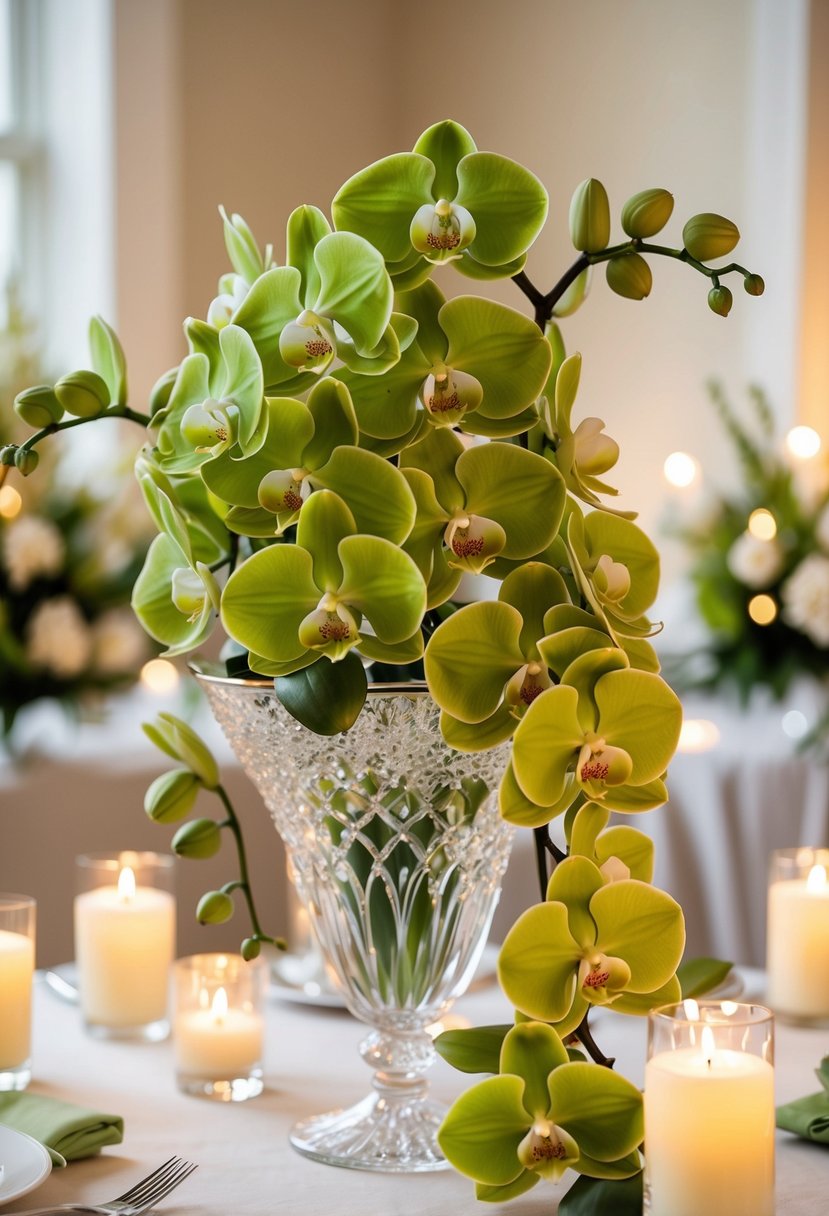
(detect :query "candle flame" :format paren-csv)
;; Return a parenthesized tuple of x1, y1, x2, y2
(807, 864, 828, 891)
(117, 866, 136, 903)
(211, 986, 228, 1024)
(701, 1024, 715, 1068)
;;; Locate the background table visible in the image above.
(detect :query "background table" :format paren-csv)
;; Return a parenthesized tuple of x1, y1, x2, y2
(8, 971, 828, 1215)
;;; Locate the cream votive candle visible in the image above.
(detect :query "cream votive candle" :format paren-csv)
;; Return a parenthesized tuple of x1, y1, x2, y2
(767, 846, 829, 1024)
(0, 895, 36, 1090)
(174, 953, 267, 1101)
(74, 852, 175, 1041)
(644, 1000, 775, 1216)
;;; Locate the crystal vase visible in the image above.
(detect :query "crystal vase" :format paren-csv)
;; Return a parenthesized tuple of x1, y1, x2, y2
(196, 670, 512, 1172)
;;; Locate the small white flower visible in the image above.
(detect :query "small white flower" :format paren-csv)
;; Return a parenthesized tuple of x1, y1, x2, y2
(26, 597, 93, 678)
(207, 274, 249, 329)
(92, 610, 148, 675)
(2, 515, 66, 590)
(782, 554, 829, 647)
(816, 502, 829, 552)
(726, 531, 784, 589)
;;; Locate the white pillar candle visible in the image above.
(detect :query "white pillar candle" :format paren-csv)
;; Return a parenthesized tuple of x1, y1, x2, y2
(0, 930, 34, 1069)
(74, 865, 175, 1027)
(174, 986, 264, 1078)
(767, 862, 829, 1019)
(644, 1025, 775, 1216)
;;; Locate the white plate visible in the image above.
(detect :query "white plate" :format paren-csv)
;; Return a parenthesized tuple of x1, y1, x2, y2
(0, 1124, 52, 1207)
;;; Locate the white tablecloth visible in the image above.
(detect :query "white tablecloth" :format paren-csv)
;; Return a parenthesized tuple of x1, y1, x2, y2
(6, 973, 828, 1215)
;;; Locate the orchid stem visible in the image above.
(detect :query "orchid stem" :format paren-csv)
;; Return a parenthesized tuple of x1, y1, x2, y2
(574, 1009, 615, 1070)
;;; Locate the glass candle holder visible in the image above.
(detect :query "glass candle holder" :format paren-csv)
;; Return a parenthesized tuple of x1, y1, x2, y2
(173, 953, 267, 1102)
(767, 846, 829, 1025)
(644, 1001, 775, 1216)
(0, 895, 35, 1090)
(74, 852, 175, 1041)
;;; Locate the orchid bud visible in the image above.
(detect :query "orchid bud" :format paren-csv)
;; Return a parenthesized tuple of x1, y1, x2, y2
(569, 179, 610, 253)
(197, 890, 235, 925)
(278, 311, 336, 373)
(14, 386, 64, 429)
(682, 213, 740, 261)
(422, 368, 483, 427)
(621, 188, 674, 238)
(144, 768, 201, 823)
(54, 370, 110, 417)
(149, 368, 177, 416)
(0, 445, 16, 466)
(707, 285, 733, 317)
(258, 469, 306, 514)
(172, 817, 223, 860)
(744, 273, 765, 296)
(241, 937, 262, 961)
(606, 253, 652, 300)
(410, 199, 476, 263)
(14, 447, 39, 476)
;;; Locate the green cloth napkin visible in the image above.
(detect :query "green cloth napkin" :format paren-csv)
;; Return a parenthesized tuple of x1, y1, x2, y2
(0, 1091, 123, 1167)
(776, 1054, 829, 1145)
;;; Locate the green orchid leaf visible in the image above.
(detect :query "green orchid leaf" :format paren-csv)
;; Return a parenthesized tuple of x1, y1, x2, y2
(401, 425, 465, 512)
(550, 1062, 643, 1162)
(412, 119, 477, 200)
(286, 204, 331, 306)
(596, 826, 654, 882)
(332, 152, 435, 262)
(498, 902, 581, 1022)
(600, 776, 668, 813)
(297, 489, 356, 592)
(511, 685, 584, 807)
(610, 974, 681, 1015)
(356, 630, 424, 665)
(313, 232, 393, 354)
(475, 1171, 539, 1203)
(590, 880, 685, 993)
(231, 266, 307, 391)
(434, 1024, 511, 1075)
(677, 957, 734, 999)
(424, 601, 525, 724)
(500, 1022, 569, 1119)
(584, 512, 660, 620)
(538, 627, 615, 678)
(455, 151, 548, 267)
(594, 670, 682, 785)
(499, 761, 578, 827)
(220, 544, 320, 662)
(559, 1172, 644, 1215)
(314, 447, 416, 544)
(570, 803, 612, 857)
(441, 704, 516, 753)
(546, 857, 604, 950)
(338, 535, 426, 643)
(457, 442, 564, 559)
(442, 297, 552, 419)
(454, 250, 528, 282)
(394, 280, 448, 365)
(499, 563, 570, 655)
(275, 651, 367, 735)
(219, 325, 265, 454)
(437, 1075, 529, 1187)
(132, 534, 216, 657)
(89, 315, 126, 405)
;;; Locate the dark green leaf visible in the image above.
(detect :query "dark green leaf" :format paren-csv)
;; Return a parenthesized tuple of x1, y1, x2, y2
(559, 1172, 643, 1215)
(275, 652, 367, 735)
(677, 956, 733, 998)
(434, 1024, 512, 1074)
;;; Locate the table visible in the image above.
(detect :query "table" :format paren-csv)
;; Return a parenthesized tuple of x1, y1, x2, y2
(10, 972, 828, 1215)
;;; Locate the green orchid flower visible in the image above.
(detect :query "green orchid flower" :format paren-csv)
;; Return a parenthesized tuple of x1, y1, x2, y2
(507, 649, 681, 822)
(438, 1021, 643, 1201)
(498, 856, 684, 1032)
(332, 119, 548, 287)
(400, 428, 564, 604)
(568, 802, 655, 884)
(338, 280, 551, 443)
(207, 207, 274, 329)
(220, 488, 426, 674)
(565, 504, 660, 641)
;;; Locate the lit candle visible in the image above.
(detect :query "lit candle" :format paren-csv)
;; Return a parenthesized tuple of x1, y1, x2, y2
(174, 985, 264, 1078)
(0, 929, 34, 1071)
(767, 852, 829, 1021)
(644, 1002, 775, 1216)
(74, 861, 175, 1032)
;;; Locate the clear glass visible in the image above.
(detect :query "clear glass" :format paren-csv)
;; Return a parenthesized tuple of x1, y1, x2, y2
(173, 953, 267, 1102)
(644, 1001, 775, 1216)
(767, 845, 829, 1025)
(197, 671, 512, 1172)
(74, 852, 175, 1041)
(271, 849, 340, 1001)
(0, 894, 35, 1090)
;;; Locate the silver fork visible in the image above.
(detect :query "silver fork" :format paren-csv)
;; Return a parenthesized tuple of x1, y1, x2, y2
(11, 1156, 198, 1216)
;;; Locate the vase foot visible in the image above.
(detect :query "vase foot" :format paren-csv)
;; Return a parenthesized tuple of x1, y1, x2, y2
(289, 1091, 450, 1172)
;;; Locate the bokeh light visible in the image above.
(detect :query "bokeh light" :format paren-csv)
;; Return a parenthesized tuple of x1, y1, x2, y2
(747, 508, 777, 540)
(0, 485, 22, 519)
(140, 658, 180, 695)
(677, 719, 721, 754)
(663, 451, 698, 488)
(747, 594, 777, 625)
(785, 426, 821, 460)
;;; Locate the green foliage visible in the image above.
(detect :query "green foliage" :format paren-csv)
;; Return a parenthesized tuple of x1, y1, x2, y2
(676, 956, 733, 998)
